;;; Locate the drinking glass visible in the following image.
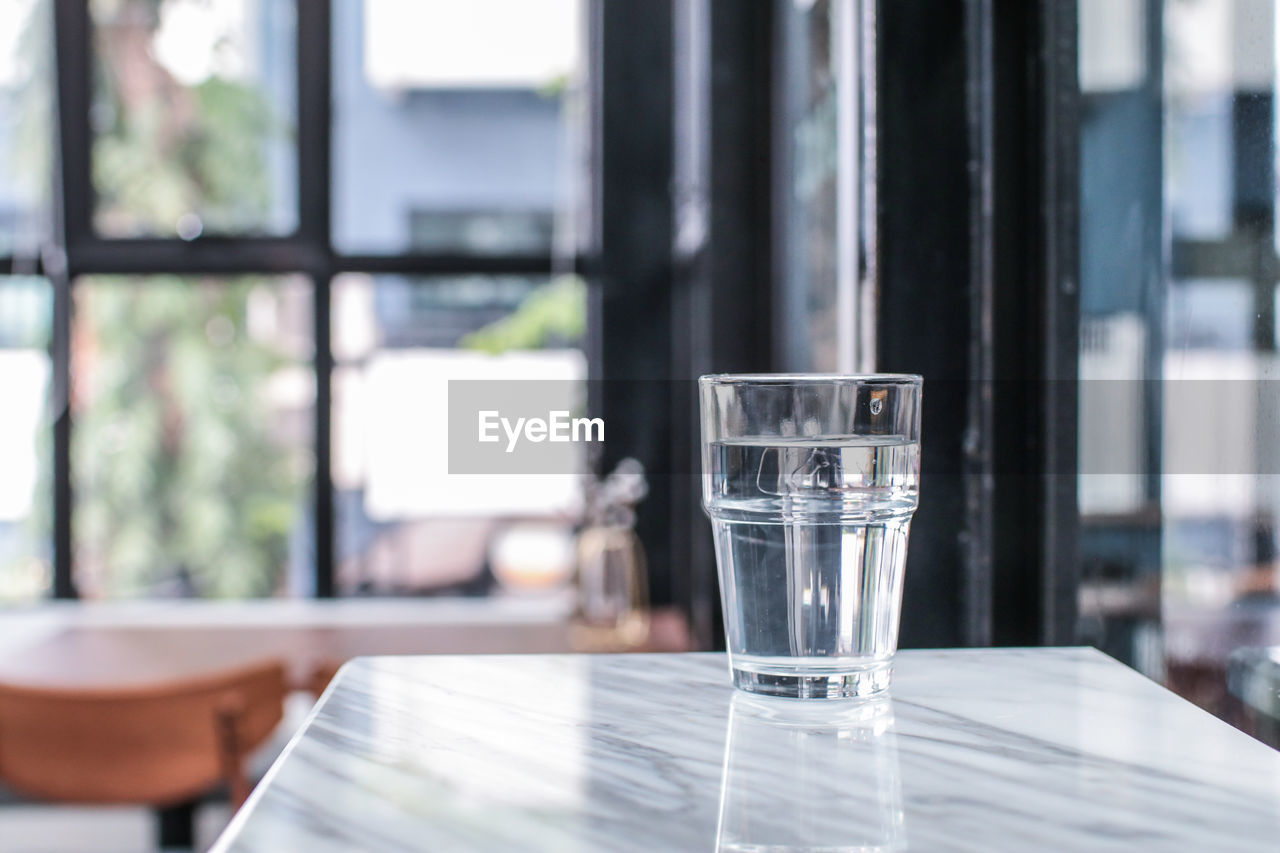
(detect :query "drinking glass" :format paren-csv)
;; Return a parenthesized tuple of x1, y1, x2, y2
(699, 374, 922, 699)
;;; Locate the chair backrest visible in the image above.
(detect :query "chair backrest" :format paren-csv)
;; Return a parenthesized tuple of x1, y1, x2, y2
(0, 659, 286, 806)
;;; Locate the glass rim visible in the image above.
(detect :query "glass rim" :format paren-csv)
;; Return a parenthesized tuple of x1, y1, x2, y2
(698, 373, 922, 386)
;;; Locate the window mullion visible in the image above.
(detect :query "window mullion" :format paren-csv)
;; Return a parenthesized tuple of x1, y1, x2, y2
(297, 1, 334, 597)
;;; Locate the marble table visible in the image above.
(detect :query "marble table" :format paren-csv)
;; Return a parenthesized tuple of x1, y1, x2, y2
(212, 649, 1280, 852)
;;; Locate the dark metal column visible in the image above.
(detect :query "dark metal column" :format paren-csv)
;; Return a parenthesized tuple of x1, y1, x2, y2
(50, 0, 93, 598)
(671, 0, 775, 647)
(988, 0, 1081, 646)
(877, 0, 1081, 647)
(877, 0, 985, 647)
(596, 0, 677, 606)
(297, 0, 335, 597)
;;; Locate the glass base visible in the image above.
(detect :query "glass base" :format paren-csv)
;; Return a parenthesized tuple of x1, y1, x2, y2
(731, 662, 892, 700)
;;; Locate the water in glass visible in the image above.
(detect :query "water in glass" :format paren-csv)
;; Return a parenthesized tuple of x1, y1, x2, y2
(706, 434, 919, 697)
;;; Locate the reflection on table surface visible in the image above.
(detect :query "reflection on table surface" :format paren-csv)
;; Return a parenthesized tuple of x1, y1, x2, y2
(718, 693, 903, 852)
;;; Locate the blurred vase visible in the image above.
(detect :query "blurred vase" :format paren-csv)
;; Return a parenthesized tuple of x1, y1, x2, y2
(573, 458, 650, 647)
(575, 523, 649, 644)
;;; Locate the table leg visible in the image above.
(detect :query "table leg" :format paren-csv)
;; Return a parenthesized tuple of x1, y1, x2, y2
(156, 798, 197, 850)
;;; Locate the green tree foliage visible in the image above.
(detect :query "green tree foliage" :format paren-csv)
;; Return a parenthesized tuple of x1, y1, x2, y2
(73, 0, 303, 598)
(94, 75, 277, 236)
(461, 275, 586, 354)
(74, 279, 303, 598)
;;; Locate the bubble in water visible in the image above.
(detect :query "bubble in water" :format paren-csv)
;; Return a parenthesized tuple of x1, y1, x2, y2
(869, 397, 883, 416)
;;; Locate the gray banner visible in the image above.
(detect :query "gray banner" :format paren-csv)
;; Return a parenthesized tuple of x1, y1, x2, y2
(448, 380, 599, 475)
(444, 378, 1280, 476)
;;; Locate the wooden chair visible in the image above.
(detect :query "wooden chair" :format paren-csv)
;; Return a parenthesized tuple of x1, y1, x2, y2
(305, 658, 345, 699)
(0, 659, 286, 813)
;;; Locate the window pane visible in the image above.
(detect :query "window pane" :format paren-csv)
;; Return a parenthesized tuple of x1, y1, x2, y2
(1078, 0, 1280, 736)
(331, 0, 586, 255)
(332, 273, 586, 595)
(91, 0, 298, 237)
(0, 277, 51, 602)
(72, 276, 313, 599)
(0, 0, 52, 256)
(773, 0, 872, 372)
(775, 0, 839, 371)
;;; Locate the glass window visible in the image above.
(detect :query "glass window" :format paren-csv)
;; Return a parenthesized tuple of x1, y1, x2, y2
(90, 0, 298, 238)
(71, 275, 313, 599)
(331, 0, 586, 255)
(332, 273, 586, 596)
(0, 277, 51, 602)
(1078, 0, 1280, 726)
(0, 0, 53, 257)
(773, 0, 873, 372)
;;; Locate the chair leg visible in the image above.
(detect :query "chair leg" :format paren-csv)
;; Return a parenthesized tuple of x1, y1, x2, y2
(156, 798, 197, 850)
(215, 699, 250, 809)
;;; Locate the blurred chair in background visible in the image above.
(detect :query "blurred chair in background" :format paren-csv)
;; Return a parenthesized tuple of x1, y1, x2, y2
(0, 659, 286, 849)
(306, 659, 344, 700)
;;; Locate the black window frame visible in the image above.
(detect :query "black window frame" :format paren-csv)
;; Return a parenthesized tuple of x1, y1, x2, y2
(9, 0, 1084, 649)
(26, 0, 604, 600)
